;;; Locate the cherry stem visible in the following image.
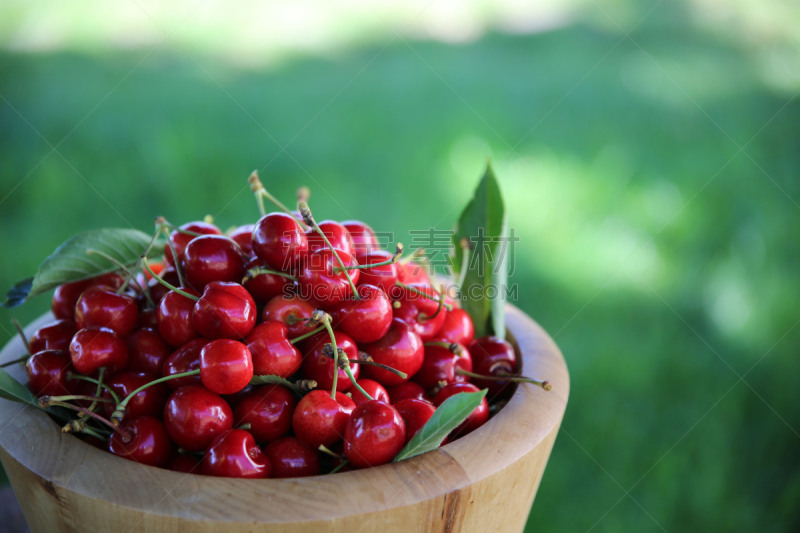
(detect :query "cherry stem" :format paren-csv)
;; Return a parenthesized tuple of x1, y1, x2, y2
(236, 422, 252, 431)
(112, 369, 201, 425)
(41, 398, 127, 437)
(320, 316, 341, 399)
(328, 459, 349, 475)
(349, 358, 407, 380)
(289, 325, 326, 345)
(11, 318, 30, 355)
(46, 394, 115, 404)
(78, 425, 109, 441)
(327, 345, 373, 401)
(242, 266, 297, 284)
(395, 282, 453, 311)
(0, 354, 29, 368)
(454, 368, 552, 391)
(418, 285, 446, 322)
(116, 225, 161, 297)
(156, 218, 186, 287)
(143, 259, 199, 302)
(333, 243, 404, 273)
(78, 367, 105, 422)
(249, 374, 314, 395)
(317, 444, 341, 459)
(67, 373, 121, 404)
(298, 201, 360, 300)
(248, 170, 303, 224)
(399, 247, 426, 264)
(423, 341, 463, 355)
(85, 250, 136, 290)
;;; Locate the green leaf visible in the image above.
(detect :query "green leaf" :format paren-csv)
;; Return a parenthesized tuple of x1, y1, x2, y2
(393, 389, 487, 462)
(1, 277, 33, 308)
(452, 162, 508, 338)
(0, 367, 38, 407)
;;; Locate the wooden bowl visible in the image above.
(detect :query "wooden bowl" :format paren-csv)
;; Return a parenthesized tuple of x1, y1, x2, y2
(0, 305, 568, 532)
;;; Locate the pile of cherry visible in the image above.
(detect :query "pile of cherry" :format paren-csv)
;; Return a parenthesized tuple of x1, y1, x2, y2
(23, 201, 529, 479)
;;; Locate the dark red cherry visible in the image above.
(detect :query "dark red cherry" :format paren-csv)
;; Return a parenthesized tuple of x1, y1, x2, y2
(251, 212, 309, 271)
(199, 339, 253, 395)
(432, 382, 489, 439)
(306, 220, 354, 255)
(390, 284, 447, 341)
(161, 338, 209, 389)
(163, 385, 233, 452)
(233, 385, 295, 442)
(163, 221, 221, 267)
(74, 286, 139, 336)
(261, 294, 317, 338)
(102, 371, 167, 419)
(108, 415, 172, 467)
(229, 224, 255, 256)
(468, 336, 517, 397)
(361, 318, 424, 387)
(191, 281, 256, 339)
(301, 330, 359, 392)
(343, 400, 406, 468)
(330, 284, 392, 343)
(29, 319, 77, 354)
(386, 381, 430, 404)
(348, 379, 389, 407)
(354, 250, 399, 293)
(263, 436, 320, 478)
(126, 328, 171, 375)
(242, 257, 293, 304)
(436, 308, 475, 346)
(292, 389, 355, 448)
(167, 453, 201, 473)
(69, 327, 129, 376)
(298, 249, 359, 304)
(341, 220, 379, 258)
(25, 349, 74, 396)
(156, 287, 200, 347)
(51, 272, 125, 321)
(414, 342, 472, 390)
(201, 429, 270, 479)
(245, 321, 302, 378)
(394, 398, 436, 444)
(183, 235, 245, 289)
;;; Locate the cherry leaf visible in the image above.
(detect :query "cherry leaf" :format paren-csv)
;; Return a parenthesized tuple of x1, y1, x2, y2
(0, 367, 38, 407)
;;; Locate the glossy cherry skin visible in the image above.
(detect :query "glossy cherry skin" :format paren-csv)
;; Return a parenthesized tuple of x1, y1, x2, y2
(25, 349, 74, 396)
(301, 330, 359, 392)
(396, 261, 431, 285)
(229, 224, 255, 256)
(245, 321, 302, 378)
(394, 398, 436, 445)
(69, 327, 129, 376)
(102, 371, 167, 419)
(390, 284, 447, 341)
(74, 286, 139, 336)
(468, 336, 517, 397)
(432, 382, 489, 439)
(306, 220, 354, 255)
(233, 385, 296, 442)
(156, 287, 200, 347)
(202, 429, 270, 478)
(29, 319, 77, 354)
(242, 257, 293, 304)
(191, 281, 256, 339)
(163, 221, 221, 267)
(343, 400, 406, 468)
(199, 339, 254, 395)
(348, 379, 389, 407)
(341, 220, 379, 258)
(108, 415, 173, 467)
(298, 249, 359, 304)
(386, 381, 430, 404)
(126, 328, 171, 375)
(161, 338, 208, 389)
(163, 385, 233, 452)
(183, 235, 246, 289)
(251, 212, 309, 271)
(292, 390, 355, 448)
(261, 294, 318, 338)
(263, 436, 320, 478)
(51, 272, 125, 321)
(414, 342, 472, 390)
(330, 284, 392, 343)
(354, 250, 399, 293)
(436, 308, 475, 346)
(361, 318, 424, 387)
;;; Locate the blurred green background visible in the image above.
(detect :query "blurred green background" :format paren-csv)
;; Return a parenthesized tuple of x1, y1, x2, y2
(1, 0, 799, 531)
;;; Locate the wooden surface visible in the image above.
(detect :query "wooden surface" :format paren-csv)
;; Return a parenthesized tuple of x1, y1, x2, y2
(0, 305, 569, 533)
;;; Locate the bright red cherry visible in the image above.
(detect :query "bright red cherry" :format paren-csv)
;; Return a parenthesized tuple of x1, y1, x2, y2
(242, 257, 293, 304)
(306, 220, 354, 255)
(191, 281, 256, 339)
(341, 220, 379, 258)
(74, 286, 139, 336)
(251, 212, 308, 271)
(361, 318, 424, 387)
(343, 400, 406, 468)
(245, 321, 302, 378)
(183, 235, 246, 289)
(29, 319, 77, 354)
(386, 381, 430, 404)
(261, 294, 318, 338)
(331, 284, 392, 343)
(300, 330, 359, 393)
(199, 339, 254, 395)
(201, 429, 270, 479)
(25, 350, 74, 396)
(126, 328, 171, 375)
(51, 272, 125, 321)
(161, 338, 208, 389)
(436, 308, 475, 346)
(468, 336, 517, 397)
(390, 284, 447, 341)
(233, 385, 295, 442)
(163, 385, 233, 452)
(229, 224, 255, 256)
(348, 379, 389, 407)
(292, 390, 355, 448)
(263, 436, 320, 478)
(396, 261, 431, 285)
(163, 221, 221, 267)
(414, 342, 472, 390)
(102, 371, 167, 419)
(394, 398, 436, 444)
(108, 415, 173, 467)
(298, 249, 359, 304)
(354, 250, 398, 293)
(156, 287, 200, 347)
(432, 382, 489, 439)
(69, 327, 129, 376)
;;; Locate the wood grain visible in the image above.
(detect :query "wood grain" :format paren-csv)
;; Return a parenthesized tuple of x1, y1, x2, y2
(0, 305, 569, 532)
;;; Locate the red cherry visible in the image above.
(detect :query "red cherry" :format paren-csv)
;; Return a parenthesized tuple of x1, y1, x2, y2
(25, 350, 74, 396)
(394, 398, 436, 444)
(432, 382, 489, 439)
(183, 235, 246, 289)
(301, 330, 359, 392)
(341, 220, 379, 258)
(191, 281, 256, 339)
(242, 257, 293, 304)
(156, 287, 200, 347)
(69, 327, 129, 376)
(261, 294, 318, 338)
(167, 454, 201, 473)
(292, 389, 355, 448)
(360, 318, 424, 387)
(263, 436, 320, 478)
(229, 224, 255, 256)
(146, 268, 181, 306)
(251, 212, 309, 271)
(126, 328, 171, 375)
(386, 381, 430, 404)
(201, 429, 270, 479)
(163, 385, 233, 452)
(414, 342, 472, 390)
(343, 400, 406, 468)
(29, 319, 77, 354)
(199, 339, 254, 395)
(436, 308, 475, 346)
(102, 371, 167, 419)
(396, 261, 431, 285)
(348, 379, 389, 407)
(51, 272, 125, 321)
(467, 336, 517, 397)
(108, 415, 173, 467)
(298, 249, 359, 304)
(245, 321, 302, 378)
(354, 250, 399, 293)
(306, 220, 354, 255)
(233, 385, 296, 442)
(163, 221, 221, 267)
(161, 338, 208, 389)
(74, 286, 139, 336)
(330, 284, 392, 343)
(390, 284, 447, 341)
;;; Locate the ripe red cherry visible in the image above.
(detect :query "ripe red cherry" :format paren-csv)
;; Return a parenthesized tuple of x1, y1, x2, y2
(245, 321, 302, 378)
(292, 390, 355, 448)
(343, 400, 406, 468)
(202, 429, 270, 478)
(298, 249, 359, 304)
(396, 261, 431, 285)
(306, 220, 354, 255)
(156, 287, 200, 347)
(251, 212, 308, 271)
(51, 272, 125, 321)
(432, 382, 489, 439)
(183, 235, 245, 289)
(414, 342, 472, 390)
(74, 286, 139, 336)
(126, 328, 171, 375)
(108, 415, 173, 467)
(69, 327, 129, 376)
(163, 385, 233, 452)
(25, 350, 74, 396)
(102, 371, 167, 419)
(393, 398, 436, 444)
(436, 308, 475, 346)
(390, 284, 447, 341)
(242, 257, 293, 304)
(300, 330, 359, 392)
(263, 437, 321, 478)
(191, 281, 256, 339)
(330, 284, 392, 343)
(233, 385, 296, 442)
(146, 267, 181, 306)
(163, 221, 221, 267)
(341, 220, 379, 258)
(354, 250, 398, 293)
(386, 381, 429, 404)
(161, 338, 208, 389)
(199, 339, 254, 395)
(348, 379, 389, 407)
(29, 319, 77, 354)
(361, 318, 424, 387)
(468, 336, 517, 397)
(261, 294, 318, 338)
(167, 454, 201, 473)
(229, 224, 255, 256)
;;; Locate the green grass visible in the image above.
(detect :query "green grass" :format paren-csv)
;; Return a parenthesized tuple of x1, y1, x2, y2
(1, 3, 799, 531)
